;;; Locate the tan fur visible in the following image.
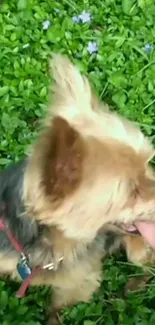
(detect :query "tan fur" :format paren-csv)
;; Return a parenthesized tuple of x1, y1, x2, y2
(122, 235, 155, 292)
(123, 235, 155, 266)
(0, 228, 102, 325)
(0, 254, 18, 275)
(24, 55, 155, 241)
(2, 55, 155, 323)
(23, 55, 155, 322)
(122, 166, 155, 292)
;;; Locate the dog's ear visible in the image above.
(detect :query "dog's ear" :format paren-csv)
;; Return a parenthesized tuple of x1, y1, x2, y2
(49, 54, 102, 117)
(42, 116, 85, 200)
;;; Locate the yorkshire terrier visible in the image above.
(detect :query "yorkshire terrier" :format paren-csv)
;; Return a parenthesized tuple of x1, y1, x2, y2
(0, 54, 155, 324)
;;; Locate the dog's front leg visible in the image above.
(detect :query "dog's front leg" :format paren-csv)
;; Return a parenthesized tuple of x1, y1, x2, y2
(47, 253, 102, 325)
(123, 235, 155, 293)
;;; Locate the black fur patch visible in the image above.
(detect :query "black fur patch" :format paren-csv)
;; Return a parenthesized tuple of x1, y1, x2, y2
(95, 230, 122, 255)
(0, 160, 40, 253)
(104, 231, 121, 253)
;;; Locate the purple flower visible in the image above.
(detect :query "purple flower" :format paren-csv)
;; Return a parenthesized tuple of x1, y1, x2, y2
(72, 15, 80, 23)
(87, 41, 98, 55)
(143, 44, 153, 53)
(42, 20, 51, 30)
(79, 10, 91, 23)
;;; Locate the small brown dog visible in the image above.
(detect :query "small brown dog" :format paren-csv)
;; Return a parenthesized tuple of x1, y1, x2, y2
(1, 54, 155, 324)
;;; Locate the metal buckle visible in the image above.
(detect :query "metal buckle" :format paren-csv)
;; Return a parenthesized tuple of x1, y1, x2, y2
(20, 252, 27, 261)
(42, 256, 64, 271)
(17, 253, 32, 280)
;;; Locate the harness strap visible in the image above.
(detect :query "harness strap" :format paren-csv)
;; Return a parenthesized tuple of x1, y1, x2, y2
(0, 219, 27, 255)
(16, 266, 42, 298)
(0, 218, 63, 297)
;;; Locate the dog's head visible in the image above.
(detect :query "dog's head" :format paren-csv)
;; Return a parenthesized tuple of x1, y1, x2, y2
(24, 54, 155, 248)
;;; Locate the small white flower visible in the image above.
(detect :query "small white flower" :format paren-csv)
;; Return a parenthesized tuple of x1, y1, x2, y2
(79, 10, 91, 23)
(42, 20, 51, 30)
(72, 10, 91, 24)
(23, 43, 30, 49)
(143, 44, 153, 53)
(54, 8, 60, 13)
(72, 15, 80, 23)
(87, 41, 98, 55)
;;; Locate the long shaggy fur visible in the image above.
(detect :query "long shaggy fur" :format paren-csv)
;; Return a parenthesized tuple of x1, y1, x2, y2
(0, 54, 155, 324)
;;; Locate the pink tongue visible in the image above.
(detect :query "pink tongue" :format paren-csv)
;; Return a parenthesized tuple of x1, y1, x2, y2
(135, 221, 155, 249)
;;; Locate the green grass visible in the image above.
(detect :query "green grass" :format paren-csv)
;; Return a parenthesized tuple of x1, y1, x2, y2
(0, 0, 155, 324)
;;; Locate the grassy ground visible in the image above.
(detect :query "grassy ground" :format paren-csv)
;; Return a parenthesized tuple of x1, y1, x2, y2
(0, 0, 155, 324)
